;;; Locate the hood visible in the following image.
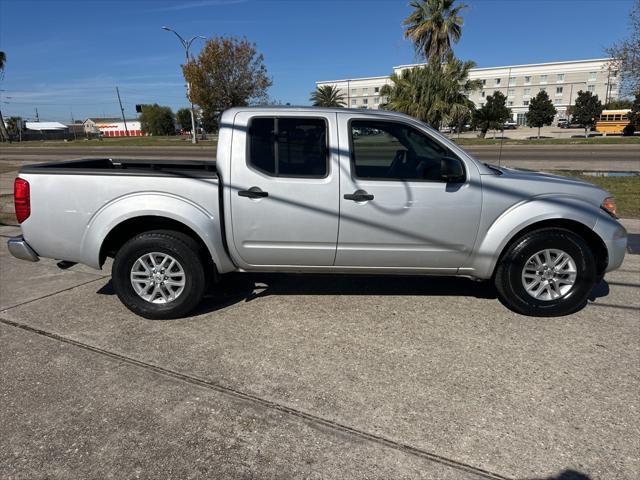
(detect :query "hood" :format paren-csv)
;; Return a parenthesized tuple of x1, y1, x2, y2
(482, 164, 610, 208)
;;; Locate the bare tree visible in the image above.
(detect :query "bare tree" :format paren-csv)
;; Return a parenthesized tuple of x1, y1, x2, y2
(606, 0, 640, 95)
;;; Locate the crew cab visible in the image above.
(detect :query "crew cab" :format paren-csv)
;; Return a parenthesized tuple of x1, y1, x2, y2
(8, 107, 627, 318)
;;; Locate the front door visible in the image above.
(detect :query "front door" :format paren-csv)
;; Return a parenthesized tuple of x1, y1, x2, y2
(335, 115, 482, 271)
(229, 112, 340, 268)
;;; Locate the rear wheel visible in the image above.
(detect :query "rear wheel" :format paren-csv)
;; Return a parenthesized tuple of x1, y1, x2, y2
(495, 229, 596, 317)
(112, 230, 206, 319)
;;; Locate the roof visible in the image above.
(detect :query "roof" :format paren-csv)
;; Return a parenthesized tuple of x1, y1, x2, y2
(222, 106, 416, 121)
(25, 121, 68, 130)
(318, 58, 613, 84)
(84, 117, 122, 123)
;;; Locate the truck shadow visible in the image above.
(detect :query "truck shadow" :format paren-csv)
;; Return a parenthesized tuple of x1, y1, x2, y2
(95, 274, 612, 317)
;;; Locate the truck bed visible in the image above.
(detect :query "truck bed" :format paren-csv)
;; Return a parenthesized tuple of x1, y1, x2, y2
(20, 158, 217, 178)
(18, 158, 225, 270)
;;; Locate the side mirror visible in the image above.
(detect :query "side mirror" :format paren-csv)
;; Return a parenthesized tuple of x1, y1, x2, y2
(440, 156, 465, 182)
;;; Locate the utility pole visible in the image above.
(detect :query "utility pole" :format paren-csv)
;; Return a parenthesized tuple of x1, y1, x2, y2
(70, 110, 77, 141)
(162, 26, 206, 144)
(35, 108, 39, 122)
(116, 87, 129, 136)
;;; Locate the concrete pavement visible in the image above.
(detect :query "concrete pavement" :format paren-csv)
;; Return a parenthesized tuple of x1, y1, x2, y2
(0, 222, 638, 479)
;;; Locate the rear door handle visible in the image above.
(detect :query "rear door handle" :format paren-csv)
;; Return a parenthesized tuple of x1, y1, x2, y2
(344, 190, 374, 202)
(238, 189, 268, 199)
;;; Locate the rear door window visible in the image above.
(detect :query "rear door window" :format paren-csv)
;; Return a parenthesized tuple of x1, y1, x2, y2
(248, 117, 328, 178)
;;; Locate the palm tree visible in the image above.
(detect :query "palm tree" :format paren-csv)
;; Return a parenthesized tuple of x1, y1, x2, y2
(0, 51, 10, 142)
(310, 85, 346, 107)
(380, 55, 480, 130)
(403, 0, 466, 62)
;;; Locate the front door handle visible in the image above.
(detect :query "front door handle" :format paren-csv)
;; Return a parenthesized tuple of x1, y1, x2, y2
(238, 188, 268, 199)
(344, 190, 374, 202)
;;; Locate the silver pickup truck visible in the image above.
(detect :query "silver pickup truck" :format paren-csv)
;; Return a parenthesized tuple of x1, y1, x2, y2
(8, 107, 627, 319)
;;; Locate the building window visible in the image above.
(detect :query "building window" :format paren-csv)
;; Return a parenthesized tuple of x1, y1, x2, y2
(556, 73, 565, 82)
(374, 87, 380, 93)
(588, 71, 597, 81)
(524, 76, 531, 84)
(587, 84, 595, 93)
(540, 74, 548, 83)
(556, 86, 563, 95)
(351, 88, 357, 96)
(362, 87, 368, 96)
(351, 99, 357, 106)
(508, 101, 514, 106)
(374, 97, 380, 104)
(554, 98, 561, 105)
(362, 98, 368, 105)
(523, 88, 531, 96)
(509, 76, 516, 85)
(523, 100, 529, 106)
(495, 78, 501, 86)
(481, 79, 486, 86)
(481, 91, 485, 98)
(507, 88, 515, 97)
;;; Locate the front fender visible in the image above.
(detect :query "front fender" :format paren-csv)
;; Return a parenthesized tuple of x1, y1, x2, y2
(465, 195, 601, 279)
(80, 192, 235, 273)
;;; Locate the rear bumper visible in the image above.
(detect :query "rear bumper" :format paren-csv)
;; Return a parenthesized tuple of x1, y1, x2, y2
(7, 235, 40, 262)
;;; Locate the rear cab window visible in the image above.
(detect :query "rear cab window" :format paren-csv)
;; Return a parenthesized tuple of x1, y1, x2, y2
(247, 117, 328, 178)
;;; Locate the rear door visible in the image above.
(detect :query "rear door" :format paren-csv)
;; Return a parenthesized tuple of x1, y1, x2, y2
(229, 111, 340, 268)
(335, 114, 482, 271)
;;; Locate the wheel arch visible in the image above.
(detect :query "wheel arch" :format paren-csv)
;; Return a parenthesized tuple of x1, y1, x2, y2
(466, 196, 608, 280)
(491, 218, 608, 279)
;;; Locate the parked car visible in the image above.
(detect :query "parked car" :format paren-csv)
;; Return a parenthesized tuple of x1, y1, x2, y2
(502, 120, 518, 130)
(558, 118, 582, 129)
(8, 107, 627, 319)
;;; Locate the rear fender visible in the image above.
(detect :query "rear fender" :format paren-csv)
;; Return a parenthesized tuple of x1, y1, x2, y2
(80, 192, 235, 272)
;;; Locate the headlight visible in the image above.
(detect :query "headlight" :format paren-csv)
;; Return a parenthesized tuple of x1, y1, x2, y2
(601, 197, 618, 218)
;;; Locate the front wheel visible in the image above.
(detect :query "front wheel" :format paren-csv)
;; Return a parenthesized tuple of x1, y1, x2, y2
(112, 230, 206, 319)
(495, 229, 597, 317)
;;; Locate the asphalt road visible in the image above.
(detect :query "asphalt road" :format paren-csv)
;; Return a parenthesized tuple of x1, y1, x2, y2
(1, 221, 639, 479)
(1, 144, 639, 171)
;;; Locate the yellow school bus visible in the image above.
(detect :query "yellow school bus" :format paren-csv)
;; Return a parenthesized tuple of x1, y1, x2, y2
(595, 109, 631, 134)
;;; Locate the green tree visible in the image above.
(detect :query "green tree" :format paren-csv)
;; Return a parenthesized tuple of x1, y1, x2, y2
(309, 85, 345, 107)
(527, 90, 556, 139)
(183, 36, 271, 130)
(380, 55, 480, 129)
(606, 0, 639, 95)
(572, 90, 603, 138)
(6, 116, 22, 137)
(628, 92, 640, 127)
(472, 91, 511, 138)
(623, 91, 640, 135)
(0, 51, 10, 142)
(176, 108, 192, 131)
(403, 0, 467, 62)
(604, 99, 633, 109)
(139, 104, 175, 136)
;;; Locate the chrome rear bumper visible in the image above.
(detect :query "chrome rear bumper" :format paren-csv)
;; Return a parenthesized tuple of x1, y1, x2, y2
(7, 235, 40, 262)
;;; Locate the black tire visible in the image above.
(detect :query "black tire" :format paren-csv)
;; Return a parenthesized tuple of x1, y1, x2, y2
(494, 228, 596, 317)
(112, 230, 206, 319)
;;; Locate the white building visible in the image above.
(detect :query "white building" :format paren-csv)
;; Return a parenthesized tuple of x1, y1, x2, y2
(317, 58, 619, 124)
(83, 117, 143, 137)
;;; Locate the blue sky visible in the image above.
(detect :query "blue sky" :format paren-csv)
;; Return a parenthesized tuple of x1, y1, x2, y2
(0, 0, 633, 121)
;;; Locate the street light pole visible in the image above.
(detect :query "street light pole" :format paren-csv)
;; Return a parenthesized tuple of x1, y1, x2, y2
(162, 26, 206, 144)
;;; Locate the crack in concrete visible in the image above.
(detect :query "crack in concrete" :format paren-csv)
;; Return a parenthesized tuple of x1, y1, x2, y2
(0, 316, 512, 480)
